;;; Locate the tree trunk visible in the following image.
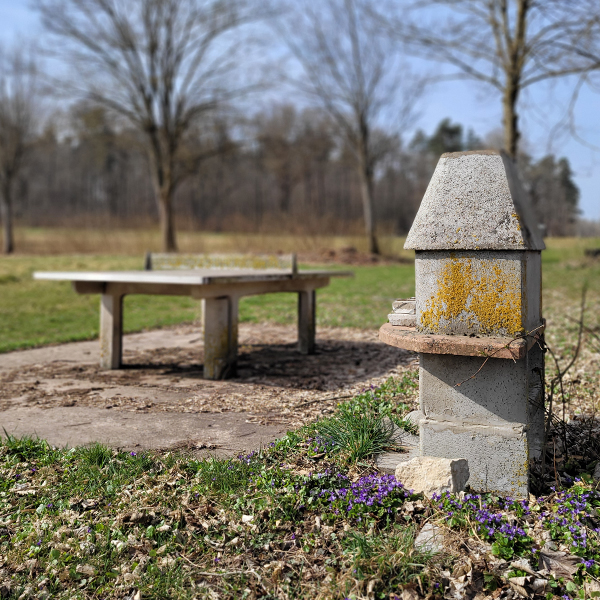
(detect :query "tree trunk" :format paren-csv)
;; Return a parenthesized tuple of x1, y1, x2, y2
(317, 163, 326, 216)
(158, 186, 177, 252)
(503, 80, 520, 160)
(147, 130, 178, 252)
(357, 163, 379, 255)
(1, 184, 14, 255)
(279, 163, 292, 213)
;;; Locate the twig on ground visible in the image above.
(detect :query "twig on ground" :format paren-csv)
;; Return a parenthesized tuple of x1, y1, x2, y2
(179, 553, 262, 581)
(454, 324, 545, 388)
(554, 439, 560, 489)
(295, 394, 353, 408)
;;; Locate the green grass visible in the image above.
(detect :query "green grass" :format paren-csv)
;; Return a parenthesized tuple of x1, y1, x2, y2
(1, 237, 599, 352)
(3, 378, 600, 599)
(0, 255, 201, 352)
(313, 375, 419, 462)
(2, 235, 600, 598)
(315, 406, 399, 463)
(0, 383, 437, 599)
(541, 238, 600, 295)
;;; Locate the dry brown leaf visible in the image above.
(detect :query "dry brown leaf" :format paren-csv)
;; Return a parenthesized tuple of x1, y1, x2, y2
(585, 580, 600, 595)
(271, 561, 284, 583)
(15, 487, 37, 496)
(399, 587, 420, 600)
(538, 550, 581, 578)
(508, 576, 531, 598)
(510, 559, 537, 576)
(75, 564, 96, 577)
(530, 579, 549, 594)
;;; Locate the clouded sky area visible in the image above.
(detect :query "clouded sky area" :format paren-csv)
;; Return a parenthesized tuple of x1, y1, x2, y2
(1, 1, 598, 220)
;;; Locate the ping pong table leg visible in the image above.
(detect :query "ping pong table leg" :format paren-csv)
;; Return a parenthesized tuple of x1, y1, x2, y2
(298, 289, 316, 354)
(100, 293, 123, 369)
(203, 296, 238, 379)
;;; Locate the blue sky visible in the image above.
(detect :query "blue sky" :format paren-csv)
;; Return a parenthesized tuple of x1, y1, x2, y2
(1, 1, 599, 220)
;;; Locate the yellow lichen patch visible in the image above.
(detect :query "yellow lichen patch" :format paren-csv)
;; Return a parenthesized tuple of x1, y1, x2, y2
(470, 264, 523, 335)
(420, 258, 523, 336)
(511, 212, 521, 231)
(421, 259, 472, 329)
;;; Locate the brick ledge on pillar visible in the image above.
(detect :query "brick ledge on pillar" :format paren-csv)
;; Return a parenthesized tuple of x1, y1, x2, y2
(378, 322, 543, 360)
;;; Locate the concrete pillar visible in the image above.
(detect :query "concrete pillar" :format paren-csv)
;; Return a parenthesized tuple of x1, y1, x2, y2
(298, 289, 316, 354)
(380, 150, 546, 498)
(100, 293, 124, 369)
(202, 296, 239, 380)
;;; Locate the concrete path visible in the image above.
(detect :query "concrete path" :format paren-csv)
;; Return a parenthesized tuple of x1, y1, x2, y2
(0, 323, 414, 456)
(1, 405, 285, 457)
(0, 327, 201, 370)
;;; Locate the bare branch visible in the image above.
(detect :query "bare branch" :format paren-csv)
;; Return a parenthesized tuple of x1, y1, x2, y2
(34, 0, 273, 251)
(278, 0, 426, 254)
(375, 0, 600, 158)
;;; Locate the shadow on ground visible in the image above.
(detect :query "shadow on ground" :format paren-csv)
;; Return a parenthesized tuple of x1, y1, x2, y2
(125, 337, 408, 389)
(0, 322, 416, 456)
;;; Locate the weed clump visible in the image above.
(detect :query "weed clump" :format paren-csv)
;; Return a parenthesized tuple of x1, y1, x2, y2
(313, 375, 418, 463)
(315, 405, 398, 462)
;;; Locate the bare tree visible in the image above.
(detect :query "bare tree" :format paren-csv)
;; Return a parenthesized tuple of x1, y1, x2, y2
(279, 0, 424, 254)
(35, 0, 271, 252)
(255, 104, 336, 214)
(255, 104, 302, 214)
(0, 47, 40, 254)
(378, 0, 600, 159)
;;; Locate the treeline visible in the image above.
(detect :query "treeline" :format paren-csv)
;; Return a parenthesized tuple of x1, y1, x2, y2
(14, 108, 579, 238)
(2, 0, 599, 254)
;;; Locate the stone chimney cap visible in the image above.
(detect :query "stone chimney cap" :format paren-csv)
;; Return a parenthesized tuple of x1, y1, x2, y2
(404, 150, 545, 251)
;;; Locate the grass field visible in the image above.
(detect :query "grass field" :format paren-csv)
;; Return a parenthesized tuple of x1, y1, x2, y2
(8, 227, 416, 258)
(0, 232, 599, 353)
(3, 380, 600, 599)
(2, 231, 600, 598)
(0, 256, 416, 353)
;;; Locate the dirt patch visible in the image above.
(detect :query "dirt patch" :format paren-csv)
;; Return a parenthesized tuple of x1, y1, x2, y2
(0, 322, 416, 453)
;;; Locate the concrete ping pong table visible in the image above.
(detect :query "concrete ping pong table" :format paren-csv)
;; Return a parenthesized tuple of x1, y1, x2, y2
(34, 265, 353, 379)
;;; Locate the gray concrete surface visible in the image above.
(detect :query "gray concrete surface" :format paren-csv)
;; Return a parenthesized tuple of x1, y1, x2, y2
(34, 268, 351, 378)
(420, 353, 530, 425)
(0, 327, 198, 371)
(404, 150, 545, 251)
(1, 322, 414, 457)
(414, 250, 542, 337)
(420, 418, 529, 497)
(1, 405, 286, 456)
(0, 326, 296, 455)
(375, 430, 420, 474)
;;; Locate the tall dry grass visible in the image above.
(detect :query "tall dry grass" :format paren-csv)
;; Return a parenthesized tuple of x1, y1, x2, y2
(11, 227, 412, 258)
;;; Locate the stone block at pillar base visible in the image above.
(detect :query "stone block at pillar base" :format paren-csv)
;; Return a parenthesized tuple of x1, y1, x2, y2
(420, 418, 530, 498)
(394, 456, 469, 496)
(419, 346, 546, 464)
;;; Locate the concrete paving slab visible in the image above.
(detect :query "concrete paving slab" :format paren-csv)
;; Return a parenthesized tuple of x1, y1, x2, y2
(0, 322, 416, 456)
(1, 405, 286, 457)
(0, 327, 202, 371)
